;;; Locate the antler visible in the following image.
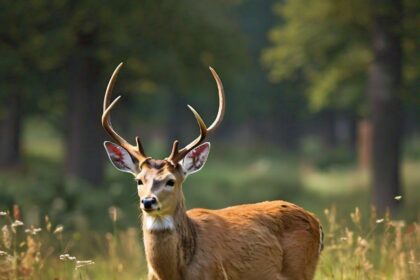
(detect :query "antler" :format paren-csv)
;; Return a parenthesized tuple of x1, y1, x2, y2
(102, 63, 149, 163)
(167, 67, 225, 164)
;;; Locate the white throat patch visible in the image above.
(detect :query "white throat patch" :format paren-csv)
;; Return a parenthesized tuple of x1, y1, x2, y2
(144, 215, 175, 232)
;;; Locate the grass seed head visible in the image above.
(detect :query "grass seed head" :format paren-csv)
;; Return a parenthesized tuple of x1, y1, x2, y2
(376, 218, 384, 224)
(25, 227, 42, 236)
(1, 225, 12, 250)
(45, 216, 52, 232)
(53, 225, 64, 234)
(109, 206, 118, 223)
(59, 253, 76, 261)
(11, 220, 24, 228)
(0, 250, 8, 257)
(350, 207, 361, 226)
(75, 260, 95, 270)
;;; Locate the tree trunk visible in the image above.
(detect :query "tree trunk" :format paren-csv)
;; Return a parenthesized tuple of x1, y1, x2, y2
(357, 119, 372, 170)
(0, 92, 22, 168)
(368, 0, 403, 212)
(64, 57, 105, 186)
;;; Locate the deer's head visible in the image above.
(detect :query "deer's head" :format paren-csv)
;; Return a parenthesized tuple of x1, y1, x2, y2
(102, 63, 224, 229)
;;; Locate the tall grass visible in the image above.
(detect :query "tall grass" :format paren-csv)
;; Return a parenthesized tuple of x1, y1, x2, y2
(317, 205, 419, 279)
(0, 204, 418, 279)
(0, 205, 146, 280)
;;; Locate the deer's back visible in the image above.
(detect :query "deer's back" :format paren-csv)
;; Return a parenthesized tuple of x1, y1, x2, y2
(185, 200, 322, 280)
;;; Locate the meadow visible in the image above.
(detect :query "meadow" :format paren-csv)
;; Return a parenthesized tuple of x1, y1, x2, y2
(0, 121, 419, 279)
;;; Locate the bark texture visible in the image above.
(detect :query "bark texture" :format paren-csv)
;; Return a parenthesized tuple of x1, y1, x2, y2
(0, 92, 22, 168)
(368, 0, 403, 212)
(64, 46, 105, 185)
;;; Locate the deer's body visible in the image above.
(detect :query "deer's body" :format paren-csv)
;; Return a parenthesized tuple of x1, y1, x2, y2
(101, 63, 323, 280)
(143, 200, 322, 280)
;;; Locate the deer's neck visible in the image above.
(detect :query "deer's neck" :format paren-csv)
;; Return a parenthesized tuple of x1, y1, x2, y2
(142, 200, 196, 280)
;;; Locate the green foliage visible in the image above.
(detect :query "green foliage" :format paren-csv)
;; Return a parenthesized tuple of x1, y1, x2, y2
(262, 0, 419, 113)
(0, 0, 247, 128)
(262, 0, 371, 112)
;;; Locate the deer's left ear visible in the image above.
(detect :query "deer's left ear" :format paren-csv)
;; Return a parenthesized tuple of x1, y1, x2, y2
(181, 142, 211, 176)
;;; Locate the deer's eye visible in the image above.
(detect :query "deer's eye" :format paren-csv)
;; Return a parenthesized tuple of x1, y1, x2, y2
(136, 179, 143, 185)
(166, 179, 175, 187)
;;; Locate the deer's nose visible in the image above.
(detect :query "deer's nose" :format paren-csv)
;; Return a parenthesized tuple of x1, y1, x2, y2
(141, 197, 157, 210)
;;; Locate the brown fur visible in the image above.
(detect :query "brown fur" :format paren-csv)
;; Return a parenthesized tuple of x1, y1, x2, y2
(137, 160, 322, 280)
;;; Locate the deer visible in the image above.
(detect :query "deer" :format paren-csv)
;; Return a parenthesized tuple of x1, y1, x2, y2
(102, 63, 324, 280)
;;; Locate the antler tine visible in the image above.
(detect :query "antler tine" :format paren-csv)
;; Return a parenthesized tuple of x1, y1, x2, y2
(103, 63, 123, 112)
(182, 105, 208, 149)
(167, 140, 180, 165)
(135, 136, 147, 157)
(167, 67, 224, 164)
(168, 105, 208, 164)
(207, 66, 225, 133)
(102, 63, 148, 161)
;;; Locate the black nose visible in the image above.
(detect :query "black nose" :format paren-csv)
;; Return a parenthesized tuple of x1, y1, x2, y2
(141, 197, 157, 210)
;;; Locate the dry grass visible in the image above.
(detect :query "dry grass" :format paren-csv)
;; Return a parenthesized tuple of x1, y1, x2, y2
(0, 205, 147, 280)
(316, 205, 419, 280)
(0, 204, 418, 280)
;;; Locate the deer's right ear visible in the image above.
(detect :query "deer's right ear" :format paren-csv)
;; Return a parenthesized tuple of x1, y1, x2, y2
(104, 141, 138, 175)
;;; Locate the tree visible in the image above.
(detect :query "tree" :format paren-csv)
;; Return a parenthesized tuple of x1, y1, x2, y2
(0, 93, 22, 168)
(263, 0, 418, 211)
(262, 0, 371, 113)
(0, 1, 65, 168)
(234, 0, 305, 149)
(368, 0, 403, 211)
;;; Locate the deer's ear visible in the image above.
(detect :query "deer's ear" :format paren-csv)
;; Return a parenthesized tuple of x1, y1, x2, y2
(181, 142, 210, 176)
(104, 141, 138, 175)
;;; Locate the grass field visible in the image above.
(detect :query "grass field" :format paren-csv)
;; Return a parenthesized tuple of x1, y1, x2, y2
(0, 188, 419, 279)
(0, 120, 419, 279)
(1, 158, 418, 279)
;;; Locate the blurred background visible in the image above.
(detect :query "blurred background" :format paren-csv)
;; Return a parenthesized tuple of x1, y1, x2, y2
(0, 0, 419, 234)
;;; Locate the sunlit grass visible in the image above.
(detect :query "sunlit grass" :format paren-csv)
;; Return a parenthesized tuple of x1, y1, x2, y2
(315, 206, 419, 280)
(0, 204, 418, 279)
(302, 165, 369, 195)
(300, 160, 420, 221)
(302, 161, 420, 198)
(23, 118, 63, 160)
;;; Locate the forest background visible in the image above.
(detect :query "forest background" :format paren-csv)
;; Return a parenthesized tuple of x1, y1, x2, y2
(0, 0, 418, 279)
